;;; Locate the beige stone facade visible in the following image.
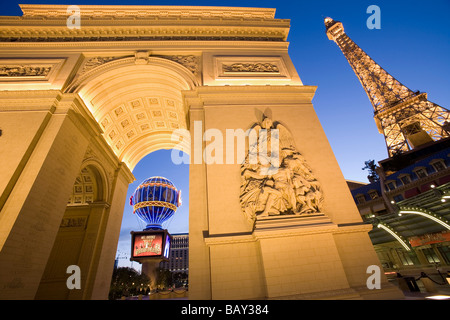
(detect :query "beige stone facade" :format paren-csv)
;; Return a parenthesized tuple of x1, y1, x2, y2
(0, 5, 403, 299)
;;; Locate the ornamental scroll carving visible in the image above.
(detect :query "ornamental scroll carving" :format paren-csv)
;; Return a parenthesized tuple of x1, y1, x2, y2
(80, 56, 118, 74)
(79, 55, 199, 75)
(223, 62, 279, 73)
(159, 55, 200, 75)
(239, 116, 323, 227)
(0, 65, 52, 77)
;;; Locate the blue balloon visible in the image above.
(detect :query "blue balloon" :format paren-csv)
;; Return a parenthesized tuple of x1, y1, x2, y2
(130, 176, 181, 230)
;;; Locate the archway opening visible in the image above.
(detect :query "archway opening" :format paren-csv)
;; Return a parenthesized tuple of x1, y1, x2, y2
(113, 149, 190, 296)
(36, 56, 196, 299)
(76, 57, 196, 170)
(35, 164, 108, 300)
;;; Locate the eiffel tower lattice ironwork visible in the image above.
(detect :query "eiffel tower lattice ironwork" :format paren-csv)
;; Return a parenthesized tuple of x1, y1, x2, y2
(325, 17, 450, 157)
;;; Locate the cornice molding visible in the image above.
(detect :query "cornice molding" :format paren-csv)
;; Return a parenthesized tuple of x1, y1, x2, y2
(18, 5, 278, 19)
(183, 85, 317, 106)
(0, 5, 290, 42)
(0, 26, 288, 42)
(203, 219, 371, 246)
(0, 40, 290, 50)
(0, 89, 62, 111)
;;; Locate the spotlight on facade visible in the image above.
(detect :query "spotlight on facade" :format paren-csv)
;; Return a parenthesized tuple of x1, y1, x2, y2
(425, 295, 450, 300)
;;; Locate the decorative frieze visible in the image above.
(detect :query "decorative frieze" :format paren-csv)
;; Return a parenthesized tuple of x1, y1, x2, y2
(223, 62, 279, 73)
(0, 25, 288, 42)
(0, 58, 65, 86)
(0, 65, 52, 77)
(207, 55, 295, 85)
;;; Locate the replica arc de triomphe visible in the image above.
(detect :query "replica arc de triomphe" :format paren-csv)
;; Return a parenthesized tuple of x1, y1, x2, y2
(0, 5, 404, 300)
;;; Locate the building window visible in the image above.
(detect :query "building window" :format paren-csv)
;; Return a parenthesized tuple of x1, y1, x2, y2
(356, 195, 365, 204)
(437, 246, 450, 264)
(368, 190, 379, 199)
(399, 175, 411, 185)
(431, 160, 446, 172)
(396, 249, 415, 266)
(422, 248, 440, 264)
(385, 181, 396, 191)
(414, 168, 428, 179)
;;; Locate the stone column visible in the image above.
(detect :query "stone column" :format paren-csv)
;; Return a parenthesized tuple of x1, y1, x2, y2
(183, 91, 212, 299)
(67, 201, 111, 300)
(0, 91, 92, 299)
(87, 163, 134, 299)
(141, 259, 163, 290)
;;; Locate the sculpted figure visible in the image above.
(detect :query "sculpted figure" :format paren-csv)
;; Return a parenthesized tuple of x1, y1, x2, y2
(239, 115, 324, 226)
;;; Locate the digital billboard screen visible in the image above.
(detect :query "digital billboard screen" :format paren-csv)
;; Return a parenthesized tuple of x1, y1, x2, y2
(133, 233, 163, 257)
(130, 230, 171, 261)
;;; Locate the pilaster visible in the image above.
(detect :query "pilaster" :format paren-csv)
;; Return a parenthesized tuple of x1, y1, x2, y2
(0, 91, 92, 299)
(185, 90, 212, 300)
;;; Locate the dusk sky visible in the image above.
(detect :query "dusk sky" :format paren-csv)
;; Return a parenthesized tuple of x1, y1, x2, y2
(2, 0, 449, 269)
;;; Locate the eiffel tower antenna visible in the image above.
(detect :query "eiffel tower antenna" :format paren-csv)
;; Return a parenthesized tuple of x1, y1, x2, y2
(325, 17, 450, 157)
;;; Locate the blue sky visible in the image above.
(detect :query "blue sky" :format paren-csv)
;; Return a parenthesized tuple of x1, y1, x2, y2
(2, 0, 449, 268)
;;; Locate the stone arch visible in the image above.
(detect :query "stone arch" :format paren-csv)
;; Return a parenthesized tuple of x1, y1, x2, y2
(58, 56, 196, 299)
(35, 160, 112, 300)
(69, 55, 197, 170)
(77, 159, 110, 203)
(67, 162, 108, 205)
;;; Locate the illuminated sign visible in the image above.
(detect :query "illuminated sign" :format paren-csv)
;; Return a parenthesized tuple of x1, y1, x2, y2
(133, 234, 162, 257)
(130, 230, 172, 261)
(409, 231, 450, 247)
(164, 234, 171, 259)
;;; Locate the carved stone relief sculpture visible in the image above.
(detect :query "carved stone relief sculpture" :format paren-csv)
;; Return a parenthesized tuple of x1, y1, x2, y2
(159, 55, 200, 75)
(81, 56, 118, 74)
(223, 62, 279, 73)
(239, 115, 323, 227)
(0, 65, 52, 77)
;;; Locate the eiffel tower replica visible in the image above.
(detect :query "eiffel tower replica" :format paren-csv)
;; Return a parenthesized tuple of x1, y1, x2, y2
(325, 17, 450, 161)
